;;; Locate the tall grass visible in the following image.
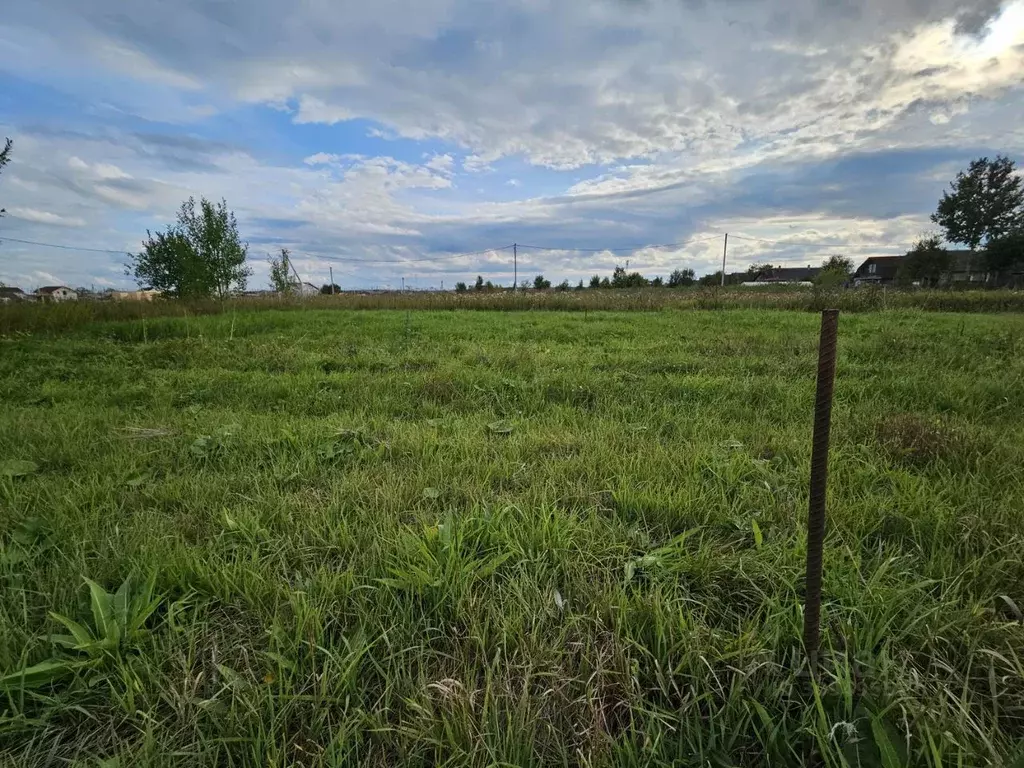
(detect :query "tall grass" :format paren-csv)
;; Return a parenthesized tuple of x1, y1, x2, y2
(1, 309, 1023, 765)
(3, 287, 1023, 336)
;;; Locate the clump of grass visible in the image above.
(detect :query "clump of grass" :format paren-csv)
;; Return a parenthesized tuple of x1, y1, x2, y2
(875, 413, 969, 466)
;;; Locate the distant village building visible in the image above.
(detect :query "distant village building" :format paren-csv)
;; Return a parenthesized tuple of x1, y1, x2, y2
(852, 251, 1011, 286)
(36, 286, 78, 302)
(751, 266, 822, 285)
(852, 256, 904, 286)
(0, 286, 35, 303)
(112, 289, 162, 301)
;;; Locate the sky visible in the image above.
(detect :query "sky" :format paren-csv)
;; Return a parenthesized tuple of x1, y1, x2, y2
(1, 0, 1023, 291)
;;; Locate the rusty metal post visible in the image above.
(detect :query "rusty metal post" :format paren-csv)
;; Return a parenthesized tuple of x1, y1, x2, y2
(803, 308, 839, 676)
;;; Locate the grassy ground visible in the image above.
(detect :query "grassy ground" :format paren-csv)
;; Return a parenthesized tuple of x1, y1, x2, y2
(1, 308, 1023, 766)
(4, 287, 1024, 336)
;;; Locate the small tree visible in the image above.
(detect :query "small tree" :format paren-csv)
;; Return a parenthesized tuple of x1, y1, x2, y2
(746, 263, 774, 280)
(932, 156, 1024, 250)
(898, 236, 953, 287)
(320, 283, 341, 294)
(555, 279, 570, 291)
(484, 280, 496, 291)
(599, 276, 611, 289)
(575, 279, 585, 290)
(474, 275, 484, 291)
(589, 274, 601, 289)
(816, 254, 853, 288)
(667, 268, 695, 288)
(268, 248, 292, 293)
(128, 197, 251, 298)
(454, 281, 468, 293)
(651, 276, 663, 287)
(533, 274, 551, 290)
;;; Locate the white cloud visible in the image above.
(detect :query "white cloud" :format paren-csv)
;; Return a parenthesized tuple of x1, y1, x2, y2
(5, 207, 87, 227)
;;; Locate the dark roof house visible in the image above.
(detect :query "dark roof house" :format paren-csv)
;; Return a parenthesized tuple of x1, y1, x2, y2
(852, 256, 905, 285)
(0, 286, 34, 302)
(754, 266, 822, 283)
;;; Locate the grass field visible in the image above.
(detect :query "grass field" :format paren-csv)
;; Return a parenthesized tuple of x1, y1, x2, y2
(2, 308, 1024, 766)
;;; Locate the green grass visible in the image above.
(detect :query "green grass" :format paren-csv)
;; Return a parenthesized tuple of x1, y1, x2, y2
(1, 308, 1023, 766)
(4, 286, 1024, 336)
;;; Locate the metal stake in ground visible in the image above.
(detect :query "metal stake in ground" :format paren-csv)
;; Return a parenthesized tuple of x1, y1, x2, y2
(803, 308, 839, 676)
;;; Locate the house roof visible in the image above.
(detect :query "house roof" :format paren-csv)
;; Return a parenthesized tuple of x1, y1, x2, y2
(853, 256, 904, 279)
(37, 285, 73, 294)
(755, 266, 821, 282)
(0, 286, 26, 296)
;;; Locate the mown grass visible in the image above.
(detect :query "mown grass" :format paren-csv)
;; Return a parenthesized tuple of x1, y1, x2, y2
(1, 308, 1023, 766)
(3, 286, 1024, 337)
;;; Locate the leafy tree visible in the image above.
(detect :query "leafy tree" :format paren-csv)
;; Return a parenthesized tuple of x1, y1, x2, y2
(268, 248, 293, 293)
(746, 263, 774, 280)
(985, 230, 1024, 284)
(484, 280, 496, 291)
(667, 268, 695, 287)
(128, 197, 250, 298)
(474, 275, 484, 291)
(320, 283, 341, 294)
(589, 274, 601, 289)
(575, 279, 585, 290)
(816, 254, 853, 288)
(932, 156, 1024, 249)
(555, 279, 571, 291)
(533, 274, 551, 290)
(610, 265, 648, 288)
(0, 138, 11, 216)
(651, 276, 663, 287)
(599, 276, 611, 289)
(898, 236, 953, 287)
(454, 281, 468, 293)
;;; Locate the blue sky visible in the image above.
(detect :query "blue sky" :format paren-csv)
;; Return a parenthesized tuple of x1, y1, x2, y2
(1, 0, 1023, 290)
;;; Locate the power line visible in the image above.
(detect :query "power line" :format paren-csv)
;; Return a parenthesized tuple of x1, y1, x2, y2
(0, 236, 132, 254)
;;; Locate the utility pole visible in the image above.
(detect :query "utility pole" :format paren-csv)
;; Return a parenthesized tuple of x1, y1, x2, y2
(720, 233, 728, 287)
(513, 243, 517, 291)
(329, 266, 335, 295)
(401, 277, 405, 293)
(288, 256, 304, 294)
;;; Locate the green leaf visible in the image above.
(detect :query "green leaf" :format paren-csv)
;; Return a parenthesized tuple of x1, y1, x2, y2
(422, 487, 441, 500)
(113, 575, 133, 630)
(85, 578, 117, 646)
(0, 660, 77, 690)
(752, 519, 763, 551)
(871, 717, 907, 768)
(487, 420, 514, 435)
(1, 460, 39, 478)
(49, 612, 95, 648)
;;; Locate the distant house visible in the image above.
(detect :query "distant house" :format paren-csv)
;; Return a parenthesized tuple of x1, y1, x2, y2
(854, 251, 1009, 286)
(0, 286, 36, 303)
(852, 256, 905, 286)
(112, 289, 162, 301)
(752, 266, 822, 284)
(36, 286, 78, 302)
